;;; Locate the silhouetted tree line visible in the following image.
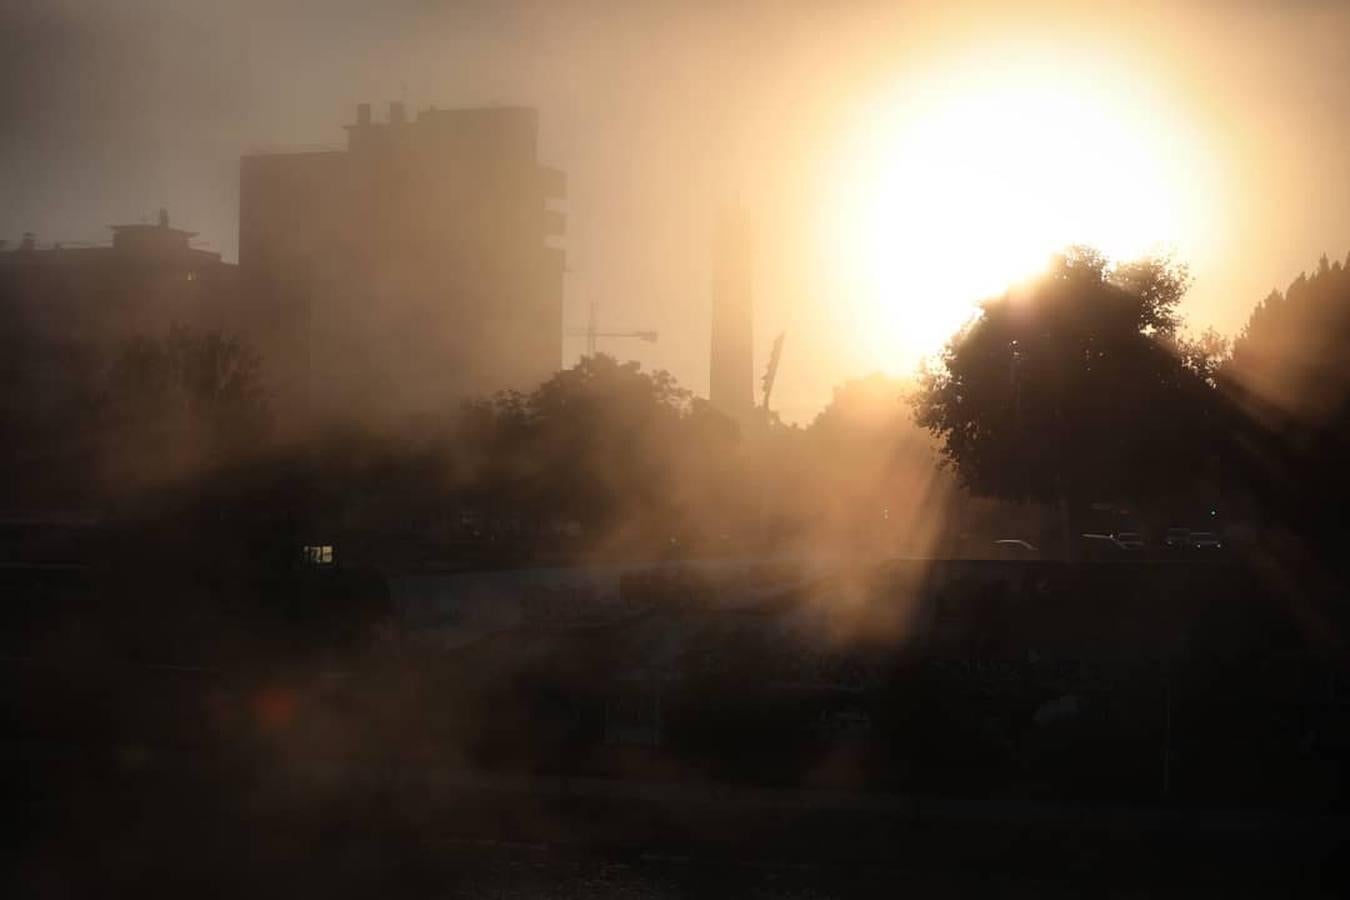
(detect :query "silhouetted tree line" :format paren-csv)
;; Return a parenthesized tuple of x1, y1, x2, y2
(1, 325, 270, 512)
(6, 244, 1350, 578)
(0, 333, 934, 575)
(282, 356, 943, 565)
(451, 355, 745, 555)
(914, 245, 1350, 577)
(1222, 252, 1350, 560)
(913, 249, 1229, 553)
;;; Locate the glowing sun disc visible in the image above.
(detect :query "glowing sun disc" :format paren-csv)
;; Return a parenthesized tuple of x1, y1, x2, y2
(828, 53, 1217, 370)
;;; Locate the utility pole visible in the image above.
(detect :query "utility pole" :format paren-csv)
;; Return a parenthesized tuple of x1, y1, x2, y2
(567, 302, 658, 358)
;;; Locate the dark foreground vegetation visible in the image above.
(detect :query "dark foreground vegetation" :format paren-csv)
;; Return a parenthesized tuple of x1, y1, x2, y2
(4, 554, 1350, 895)
(6, 558, 1348, 805)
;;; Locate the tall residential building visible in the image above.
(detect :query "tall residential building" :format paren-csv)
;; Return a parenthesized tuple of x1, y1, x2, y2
(709, 209, 754, 420)
(239, 102, 566, 426)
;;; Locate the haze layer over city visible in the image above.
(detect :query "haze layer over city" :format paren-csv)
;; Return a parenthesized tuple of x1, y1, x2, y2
(7, 1, 1350, 420)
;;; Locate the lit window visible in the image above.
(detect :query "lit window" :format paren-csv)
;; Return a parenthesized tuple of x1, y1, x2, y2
(302, 545, 334, 565)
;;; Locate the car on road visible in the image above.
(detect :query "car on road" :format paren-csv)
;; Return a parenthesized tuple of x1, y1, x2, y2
(1164, 527, 1192, 549)
(1079, 533, 1124, 559)
(1113, 531, 1145, 550)
(1079, 531, 1144, 558)
(1188, 530, 1223, 550)
(992, 539, 1039, 559)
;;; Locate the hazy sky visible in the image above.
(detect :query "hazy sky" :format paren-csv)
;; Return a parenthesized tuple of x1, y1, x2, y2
(4, 0, 1350, 422)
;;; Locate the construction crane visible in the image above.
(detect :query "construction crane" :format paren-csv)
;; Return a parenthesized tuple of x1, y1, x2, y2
(761, 331, 786, 412)
(567, 302, 658, 357)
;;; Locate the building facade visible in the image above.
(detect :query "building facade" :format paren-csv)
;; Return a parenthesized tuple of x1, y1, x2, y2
(0, 211, 239, 511)
(0, 210, 237, 346)
(239, 102, 566, 427)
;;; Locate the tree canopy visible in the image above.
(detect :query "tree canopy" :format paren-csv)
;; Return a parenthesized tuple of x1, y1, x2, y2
(913, 248, 1223, 509)
(1227, 251, 1350, 425)
(455, 354, 743, 551)
(102, 327, 270, 491)
(1222, 251, 1350, 551)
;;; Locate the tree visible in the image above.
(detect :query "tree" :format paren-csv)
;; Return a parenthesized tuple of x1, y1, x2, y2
(0, 334, 104, 509)
(1222, 251, 1350, 555)
(793, 374, 952, 554)
(454, 354, 741, 553)
(913, 248, 1222, 549)
(1227, 251, 1350, 425)
(102, 326, 270, 490)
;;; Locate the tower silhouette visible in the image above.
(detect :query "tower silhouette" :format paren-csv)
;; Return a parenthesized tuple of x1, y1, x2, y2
(709, 207, 754, 419)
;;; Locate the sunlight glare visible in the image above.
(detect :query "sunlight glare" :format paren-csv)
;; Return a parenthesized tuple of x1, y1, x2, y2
(829, 55, 1216, 370)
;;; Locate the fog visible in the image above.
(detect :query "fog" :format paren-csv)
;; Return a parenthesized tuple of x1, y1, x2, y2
(9, 4, 1350, 894)
(5, 1, 1350, 421)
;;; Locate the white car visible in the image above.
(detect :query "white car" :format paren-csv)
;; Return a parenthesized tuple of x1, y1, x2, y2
(1189, 531, 1223, 550)
(992, 539, 1039, 558)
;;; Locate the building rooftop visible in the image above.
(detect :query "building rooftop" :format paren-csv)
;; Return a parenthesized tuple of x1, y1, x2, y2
(2, 209, 223, 266)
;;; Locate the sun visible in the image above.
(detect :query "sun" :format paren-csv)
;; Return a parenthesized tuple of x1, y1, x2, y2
(827, 52, 1219, 371)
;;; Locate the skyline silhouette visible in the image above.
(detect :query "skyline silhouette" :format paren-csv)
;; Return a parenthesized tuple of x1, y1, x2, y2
(6, 2, 1350, 422)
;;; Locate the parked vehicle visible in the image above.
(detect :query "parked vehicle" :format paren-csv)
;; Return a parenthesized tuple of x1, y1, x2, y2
(1164, 527, 1191, 549)
(1078, 531, 1143, 558)
(1113, 531, 1145, 550)
(1189, 530, 1223, 550)
(992, 539, 1039, 559)
(1079, 533, 1125, 559)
